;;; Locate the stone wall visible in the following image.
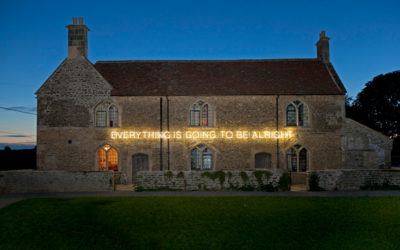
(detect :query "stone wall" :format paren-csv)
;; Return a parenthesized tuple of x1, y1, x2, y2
(0, 170, 127, 194)
(342, 119, 392, 168)
(36, 94, 348, 178)
(136, 170, 285, 191)
(315, 169, 400, 191)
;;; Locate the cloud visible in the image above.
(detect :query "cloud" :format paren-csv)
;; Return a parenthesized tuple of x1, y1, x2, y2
(3, 134, 30, 137)
(9, 106, 37, 112)
(0, 142, 36, 146)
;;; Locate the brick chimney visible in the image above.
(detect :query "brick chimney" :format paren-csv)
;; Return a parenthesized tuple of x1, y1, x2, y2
(66, 17, 89, 58)
(316, 31, 330, 63)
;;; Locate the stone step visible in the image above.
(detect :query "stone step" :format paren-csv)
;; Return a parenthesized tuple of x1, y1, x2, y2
(290, 184, 308, 192)
(116, 184, 136, 191)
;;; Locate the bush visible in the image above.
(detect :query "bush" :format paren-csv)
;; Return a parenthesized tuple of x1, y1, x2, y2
(240, 171, 249, 183)
(278, 173, 291, 191)
(260, 184, 276, 192)
(253, 171, 272, 186)
(308, 172, 324, 191)
(201, 171, 226, 185)
(239, 185, 255, 191)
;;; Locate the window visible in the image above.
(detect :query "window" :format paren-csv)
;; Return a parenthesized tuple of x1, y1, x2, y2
(286, 145, 308, 172)
(96, 144, 118, 171)
(255, 153, 272, 169)
(95, 101, 119, 127)
(191, 144, 213, 170)
(190, 101, 212, 126)
(286, 104, 296, 126)
(286, 101, 308, 126)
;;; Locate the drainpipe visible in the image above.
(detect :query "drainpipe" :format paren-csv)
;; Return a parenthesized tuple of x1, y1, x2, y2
(276, 95, 280, 169)
(166, 96, 170, 170)
(160, 97, 163, 171)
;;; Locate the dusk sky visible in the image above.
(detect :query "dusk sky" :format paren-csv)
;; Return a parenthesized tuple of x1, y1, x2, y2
(0, 0, 399, 148)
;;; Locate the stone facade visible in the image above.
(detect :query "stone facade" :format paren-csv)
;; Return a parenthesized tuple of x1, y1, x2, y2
(35, 18, 392, 187)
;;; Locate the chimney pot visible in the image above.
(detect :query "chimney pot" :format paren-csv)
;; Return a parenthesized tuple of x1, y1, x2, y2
(67, 17, 89, 58)
(316, 30, 330, 63)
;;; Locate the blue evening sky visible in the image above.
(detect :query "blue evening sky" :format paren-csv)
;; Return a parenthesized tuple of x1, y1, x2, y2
(0, 0, 399, 148)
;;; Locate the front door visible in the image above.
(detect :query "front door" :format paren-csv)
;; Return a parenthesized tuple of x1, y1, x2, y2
(132, 154, 149, 183)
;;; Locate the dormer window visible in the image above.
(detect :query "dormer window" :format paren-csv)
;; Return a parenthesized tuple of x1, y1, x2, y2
(95, 101, 119, 127)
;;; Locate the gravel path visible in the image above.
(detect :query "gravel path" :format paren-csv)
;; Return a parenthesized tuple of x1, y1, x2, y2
(2, 190, 400, 209)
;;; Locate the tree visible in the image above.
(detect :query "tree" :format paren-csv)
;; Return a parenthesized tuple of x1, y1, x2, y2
(347, 70, 400, 155)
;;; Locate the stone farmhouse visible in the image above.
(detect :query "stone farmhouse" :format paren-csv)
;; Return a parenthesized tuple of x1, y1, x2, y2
(36, 17, 392, 185)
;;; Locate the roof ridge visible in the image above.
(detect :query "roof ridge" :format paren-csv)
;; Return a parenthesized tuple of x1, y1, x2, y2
(94, 58, 320, 64)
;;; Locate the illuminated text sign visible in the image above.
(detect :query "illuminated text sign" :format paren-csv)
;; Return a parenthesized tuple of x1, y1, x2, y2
(110, 130, 293, 140)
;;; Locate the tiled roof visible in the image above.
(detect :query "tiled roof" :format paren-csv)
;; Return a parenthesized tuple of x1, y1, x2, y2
(93, 59, 346, 96)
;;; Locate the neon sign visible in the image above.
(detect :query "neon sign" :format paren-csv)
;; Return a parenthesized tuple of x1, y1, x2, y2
(110, 130, 293, 140)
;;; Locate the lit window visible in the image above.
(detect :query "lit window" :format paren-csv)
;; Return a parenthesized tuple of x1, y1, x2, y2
(190, 101, 212, 126)
(286, 101, 308, 126)
(191, 145, 213, 170)
(95, 101, 119, 127)
(202, 104, 208, 126)
(255, 152, 272, 169)
(286, 145, 308, 172)
(96, 144, 118, 171)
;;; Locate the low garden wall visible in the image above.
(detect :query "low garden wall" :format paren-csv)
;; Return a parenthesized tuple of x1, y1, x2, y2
(314, 169, 400, 191)
(0, 170, 127, 194)
(136, 170, 288, 191)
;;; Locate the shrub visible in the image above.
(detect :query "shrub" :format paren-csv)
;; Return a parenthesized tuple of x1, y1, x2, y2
(260, 184, 276, 192)
(253, 171, 272, 186)
(177, 172, 185, 178)
(278, 173, 291, 191)
(308, 172, 324, 191)
(201, 171, 226, 185)
(164, 171, 173, 179)
(240, 171, 249, 183)
(239, 185, 255, 191)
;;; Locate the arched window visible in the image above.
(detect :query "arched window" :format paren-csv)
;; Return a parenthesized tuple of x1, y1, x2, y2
(191, 148, 201, 170)
(96, 144, 118, 171)
(286, 104, 297, 126)
(286, 145, 308, 172)
(202, 104, 208, 126)
(286, 101, 308, 127)
(299, 148, 307, 172)
(190, 101, 212, 126)
(255, 152, 272, 169)
(191, 144, 213, 170)
(95, 101, 119, 127)
(109, 106, 118, 127)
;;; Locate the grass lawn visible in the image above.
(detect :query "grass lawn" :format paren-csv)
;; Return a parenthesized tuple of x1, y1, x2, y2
(1, 197, 400, 249)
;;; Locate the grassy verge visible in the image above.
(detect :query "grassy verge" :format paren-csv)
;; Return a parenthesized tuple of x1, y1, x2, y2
(1, 197, 400, 249)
